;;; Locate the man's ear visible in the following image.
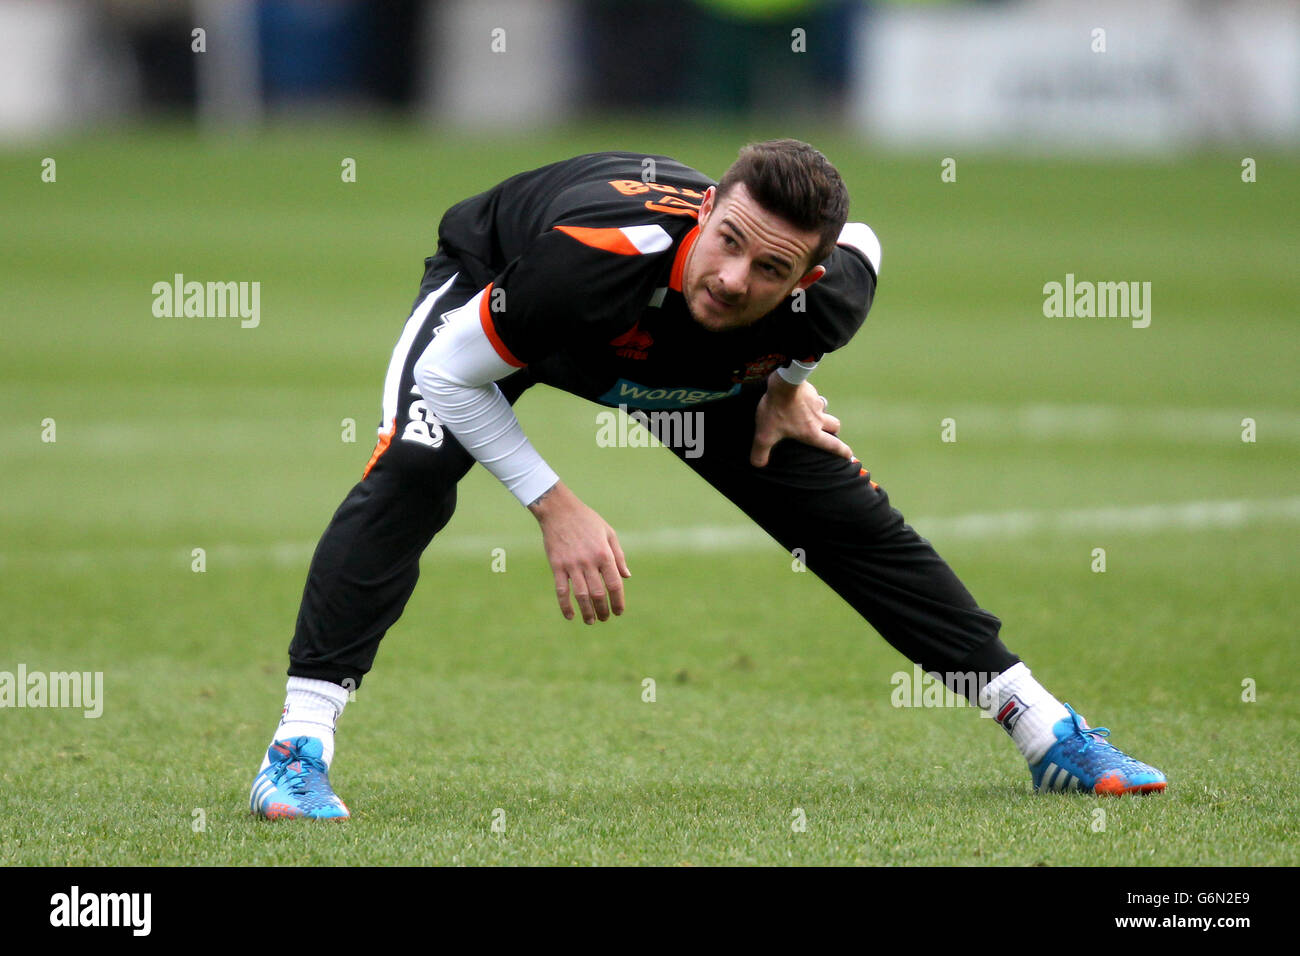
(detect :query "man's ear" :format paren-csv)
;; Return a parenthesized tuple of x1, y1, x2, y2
(794, 264, 826, 292)
(697, 186, 716, 225)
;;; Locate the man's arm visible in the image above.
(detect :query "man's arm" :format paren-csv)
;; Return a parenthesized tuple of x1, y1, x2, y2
(750, 372, 852, 467)
(525, 479, 630, 625)
(750, 222, 881, 467)
(412, 286, 630, 625)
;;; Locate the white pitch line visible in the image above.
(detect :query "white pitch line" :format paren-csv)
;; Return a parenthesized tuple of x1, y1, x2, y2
(831, 400, 1300, 442)
(3, 401, 1296, 457)
(3, 496, 1298, 570)
(912, 496, 1300, 541)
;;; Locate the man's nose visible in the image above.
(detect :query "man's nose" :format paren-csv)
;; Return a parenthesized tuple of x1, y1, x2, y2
(717, 259, 747, 297)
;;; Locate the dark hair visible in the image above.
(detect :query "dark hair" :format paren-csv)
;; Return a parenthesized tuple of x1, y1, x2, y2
(715, 139, 849, 269)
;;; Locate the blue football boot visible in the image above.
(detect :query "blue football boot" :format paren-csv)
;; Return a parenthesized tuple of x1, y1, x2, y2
(250, 736, 350, 820)
(1030, 704, 1167, 795)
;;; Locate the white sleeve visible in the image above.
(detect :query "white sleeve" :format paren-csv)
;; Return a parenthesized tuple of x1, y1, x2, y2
(412, 289, 559, 506)
(776, 358, 818, 386)
(837, 221, 882, 277)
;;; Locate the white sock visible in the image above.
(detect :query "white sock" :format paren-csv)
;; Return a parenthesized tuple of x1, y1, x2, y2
(979, 662, 1070, 765)
(258, 677, 350, 771)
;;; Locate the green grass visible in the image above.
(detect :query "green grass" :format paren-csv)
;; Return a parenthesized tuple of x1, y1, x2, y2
(0, 123, 1296, 865)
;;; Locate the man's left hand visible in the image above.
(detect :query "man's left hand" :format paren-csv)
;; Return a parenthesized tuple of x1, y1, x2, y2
(750, 371, 854, 468)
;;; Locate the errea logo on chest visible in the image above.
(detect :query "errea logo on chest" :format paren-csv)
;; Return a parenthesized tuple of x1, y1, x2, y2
(610, 322, 654, 360)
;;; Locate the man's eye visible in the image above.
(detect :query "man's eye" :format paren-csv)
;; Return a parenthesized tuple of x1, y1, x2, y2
(722, 234, 737, 248)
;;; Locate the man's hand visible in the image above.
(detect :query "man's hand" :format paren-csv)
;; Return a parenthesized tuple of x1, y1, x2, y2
(750, 370, 854, 467)
(528, 481, 631, 624)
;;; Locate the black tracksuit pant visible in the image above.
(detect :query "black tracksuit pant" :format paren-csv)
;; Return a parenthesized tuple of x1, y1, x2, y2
(287, 257, 1018, 695)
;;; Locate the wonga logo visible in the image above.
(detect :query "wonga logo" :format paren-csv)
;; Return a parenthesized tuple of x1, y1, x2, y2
(599, 379, 740, 410)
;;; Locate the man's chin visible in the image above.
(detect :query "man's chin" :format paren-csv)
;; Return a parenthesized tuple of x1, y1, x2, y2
(689, 296, 746, 331)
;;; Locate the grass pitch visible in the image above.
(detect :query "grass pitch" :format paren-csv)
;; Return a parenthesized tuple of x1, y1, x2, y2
(1, 123, 1296, 866)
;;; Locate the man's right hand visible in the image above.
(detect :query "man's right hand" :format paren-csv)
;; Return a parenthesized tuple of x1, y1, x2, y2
(528, 481, 630, 624)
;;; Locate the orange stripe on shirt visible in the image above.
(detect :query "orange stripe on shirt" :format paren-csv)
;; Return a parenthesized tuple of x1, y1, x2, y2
(669, 225, 700, 292)
(478, 282, 526, 368)
(553, 225, 642, 256)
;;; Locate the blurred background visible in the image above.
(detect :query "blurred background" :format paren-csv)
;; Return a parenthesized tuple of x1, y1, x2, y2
(2, 0, 1297, 147)
(2, 0, 1299, 869)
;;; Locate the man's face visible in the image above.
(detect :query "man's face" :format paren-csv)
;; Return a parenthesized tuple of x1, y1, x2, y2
(682, 182, 826, 332)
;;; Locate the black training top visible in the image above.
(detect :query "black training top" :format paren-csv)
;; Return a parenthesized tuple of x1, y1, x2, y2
(435, 151, 877, 409)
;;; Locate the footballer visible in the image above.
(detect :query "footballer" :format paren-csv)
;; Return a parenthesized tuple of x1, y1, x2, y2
(249, 141, 1166, 820)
